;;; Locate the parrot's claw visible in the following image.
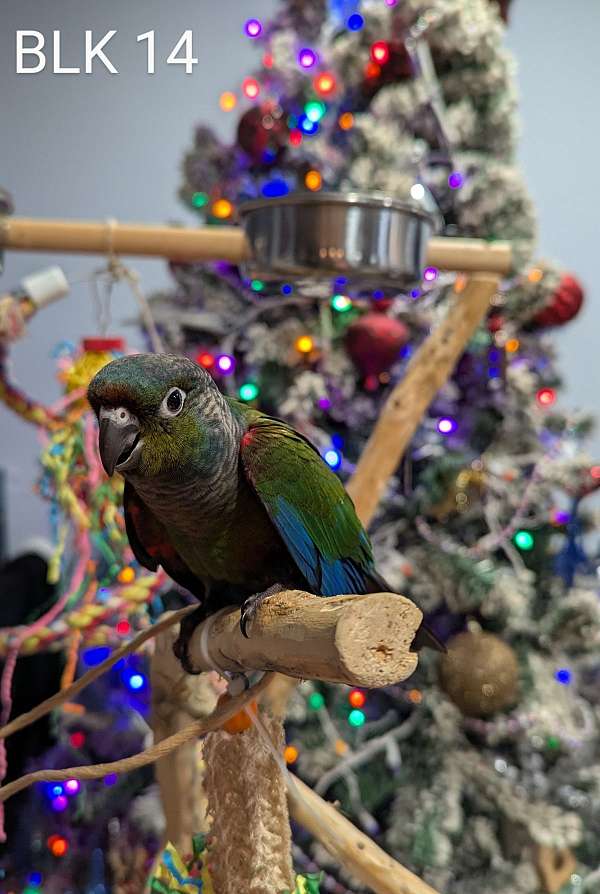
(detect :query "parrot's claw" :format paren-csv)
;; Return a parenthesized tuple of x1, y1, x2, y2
(240, 584, 285, 638)
(173, 604, 209, 674)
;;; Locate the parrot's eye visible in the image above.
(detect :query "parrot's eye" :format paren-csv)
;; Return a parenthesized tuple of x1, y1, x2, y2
(160, 387, 186, 417)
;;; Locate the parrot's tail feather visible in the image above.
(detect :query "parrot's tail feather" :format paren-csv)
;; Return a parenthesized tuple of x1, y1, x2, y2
(411, 621, 446, 654)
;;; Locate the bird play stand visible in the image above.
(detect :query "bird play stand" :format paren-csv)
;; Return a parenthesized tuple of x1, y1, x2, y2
(0, 195, 512, 894)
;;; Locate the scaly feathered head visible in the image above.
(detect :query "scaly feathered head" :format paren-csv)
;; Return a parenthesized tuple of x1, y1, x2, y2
(87, 353, 227, 479)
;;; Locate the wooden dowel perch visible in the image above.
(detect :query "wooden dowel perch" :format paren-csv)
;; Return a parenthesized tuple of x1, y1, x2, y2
(184, 590, 421, 686)
(288, 774, 439, 894)
(0, 216, 512, 274)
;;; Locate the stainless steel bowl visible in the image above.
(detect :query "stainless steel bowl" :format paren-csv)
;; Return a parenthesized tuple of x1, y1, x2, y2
(239, 191, 435, 295)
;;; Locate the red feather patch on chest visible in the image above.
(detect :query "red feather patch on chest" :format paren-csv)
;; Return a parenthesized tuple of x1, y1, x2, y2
(241, 431, 254, 448)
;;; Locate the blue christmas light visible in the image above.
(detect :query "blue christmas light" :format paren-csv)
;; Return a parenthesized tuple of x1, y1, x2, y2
(331, 433, 344, 449)
(51, 784, 64, 798)
(299, 116, 319, 135)
(324, 448, 342, 470)
(126, 672, 146, 691)
(555, 668, 572, 685)
(27, 872, 42, 887)
(347, 12, 364, 29)
(281, 284, 293, 295)
(262, 179, 289, 198)
(82, 646, 111, 667)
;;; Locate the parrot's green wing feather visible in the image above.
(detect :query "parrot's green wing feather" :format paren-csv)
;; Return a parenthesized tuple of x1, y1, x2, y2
(236, 408, 375, 596)
(123, 482, 204, 599)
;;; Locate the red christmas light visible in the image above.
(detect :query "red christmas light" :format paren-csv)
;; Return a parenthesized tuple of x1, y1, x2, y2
(536, 387, 556, 407)
(289, 129, 303, 146)
(262, 52, 273, 68)
(116, 619, 131, 635)
(242, 77, 260, 100)
(313, 71, 336, 95)
(196, 351, 215, 369)
(364, 61, 381, 79)
(590, 465, 600, 480)
(69, 731, 85, 749)
(47, 835, 68, 857)
(370, 41, 390, 64)
(348, 689, 366, 708)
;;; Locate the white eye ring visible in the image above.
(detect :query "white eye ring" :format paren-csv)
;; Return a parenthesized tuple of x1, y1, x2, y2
(160, 387, 186, 417)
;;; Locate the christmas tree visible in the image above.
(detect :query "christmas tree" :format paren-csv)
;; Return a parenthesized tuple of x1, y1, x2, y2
(143, 1, 597, 892)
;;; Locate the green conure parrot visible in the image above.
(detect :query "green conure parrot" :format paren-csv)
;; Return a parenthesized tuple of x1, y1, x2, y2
(88, 354, 442, 672)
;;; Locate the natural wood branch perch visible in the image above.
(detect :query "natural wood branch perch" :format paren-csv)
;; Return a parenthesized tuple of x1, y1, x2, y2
(150, 626, 221, 851)
(347, 273, 500, 526)
(184, 590, 421, 686)
(288, 774, 439, 894)
(0, 216, 511, 274)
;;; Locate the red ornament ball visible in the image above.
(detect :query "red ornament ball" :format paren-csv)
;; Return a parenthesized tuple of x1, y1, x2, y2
(237, 103, 287, 165)
(345, 313, 409, 377)
(531, 274, 584, 329)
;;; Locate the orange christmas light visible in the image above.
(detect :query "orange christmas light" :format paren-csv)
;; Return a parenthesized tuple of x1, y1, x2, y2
(118, 566, 135, 584)
(528, 267, 543, 283)
(313, 71, 336, 96)
(220, 698, 258, 734)
(295, 335, 314, 354)
(212, 199, 233, 219)
(338, 111, 354, 130)
(284, 745, 299, 764)
(219, 91, 237, 111)
(305, 170, 322, 191)
(505, 338, 520, 353)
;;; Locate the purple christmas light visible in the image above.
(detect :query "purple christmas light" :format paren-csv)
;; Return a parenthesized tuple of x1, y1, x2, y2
(244, 19, 262, 38)
(65, 779, 80, 795)
(437, 417, 456, 435)
(51, 795, 68, 812)
(298, 48, 317, 69)
(423, 266, 438, 283)
(448, 171, 464, 189)
(216, 354, 236, 375)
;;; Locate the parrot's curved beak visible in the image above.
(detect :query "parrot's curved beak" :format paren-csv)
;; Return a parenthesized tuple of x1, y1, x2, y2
(98, 406, 142, 476)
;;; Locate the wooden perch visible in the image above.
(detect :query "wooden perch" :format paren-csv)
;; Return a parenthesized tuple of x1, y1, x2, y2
(150, 625, 221, 851)
(0, 216, 511, 274)
(347, 273, 500, 526)
(184, 589, 421, 686)
(288, 774, 439, 894)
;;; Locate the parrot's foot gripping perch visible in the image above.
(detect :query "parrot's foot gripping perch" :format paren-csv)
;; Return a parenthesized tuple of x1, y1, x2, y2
(173, 583, 287, 671)
(240, 583, 286, 639)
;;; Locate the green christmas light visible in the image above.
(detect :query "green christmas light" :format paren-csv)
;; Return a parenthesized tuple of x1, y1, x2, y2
(331, 294, 352, 312)
(348, 708, 365, 727)
(514, 530, 534, 551)
(305, 100, 326, 123)
(308, 691, 325, 710)
(239, 382, 259, 402)
(546, 735, 561, 750)
(250, 279, 264, 292)
(191, 191, 209, 208)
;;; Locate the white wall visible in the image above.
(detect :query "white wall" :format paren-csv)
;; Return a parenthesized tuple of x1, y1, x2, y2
(0, 0, 597, 553)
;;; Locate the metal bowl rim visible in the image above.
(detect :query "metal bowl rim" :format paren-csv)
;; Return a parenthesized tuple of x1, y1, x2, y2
(239, 191, 435, 224)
